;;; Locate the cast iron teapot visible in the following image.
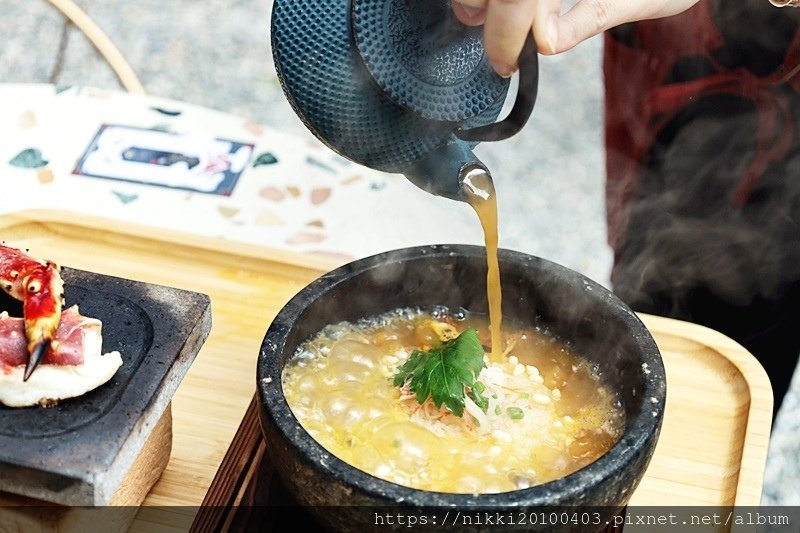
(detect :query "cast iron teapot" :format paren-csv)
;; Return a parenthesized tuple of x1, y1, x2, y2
(271, 0, 538, 202)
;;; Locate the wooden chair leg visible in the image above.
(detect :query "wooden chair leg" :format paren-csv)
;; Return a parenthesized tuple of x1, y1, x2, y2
(44, 0, 146, 94)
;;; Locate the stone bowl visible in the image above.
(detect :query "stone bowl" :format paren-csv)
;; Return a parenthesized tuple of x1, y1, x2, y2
(257, 245, 666, 532)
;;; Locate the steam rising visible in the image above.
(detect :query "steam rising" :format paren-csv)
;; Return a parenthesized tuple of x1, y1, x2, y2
(610, 91, 800, 311)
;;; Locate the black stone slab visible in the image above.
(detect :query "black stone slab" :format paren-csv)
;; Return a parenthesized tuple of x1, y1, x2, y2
(0, 267, 211, 505)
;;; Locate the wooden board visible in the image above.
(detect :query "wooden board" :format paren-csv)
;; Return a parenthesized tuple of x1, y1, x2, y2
(631, 314, 772, 506)
(0, 406, 172, 532)
(0, 210, 772, 529)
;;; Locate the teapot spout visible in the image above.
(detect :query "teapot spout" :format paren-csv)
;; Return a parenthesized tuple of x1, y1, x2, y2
(403, 139, 490, 203)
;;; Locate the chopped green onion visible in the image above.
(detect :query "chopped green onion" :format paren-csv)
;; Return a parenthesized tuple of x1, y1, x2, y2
(469, 380, 489, 412)
(507, 407, 525, 420)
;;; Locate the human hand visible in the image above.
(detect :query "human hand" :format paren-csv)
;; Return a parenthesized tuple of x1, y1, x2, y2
(452, 0, 700, 76)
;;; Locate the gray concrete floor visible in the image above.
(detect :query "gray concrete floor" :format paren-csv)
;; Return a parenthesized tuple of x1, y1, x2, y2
(1, 0, 797, 505)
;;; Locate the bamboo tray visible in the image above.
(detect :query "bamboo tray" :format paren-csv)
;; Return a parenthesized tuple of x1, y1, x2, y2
(0, 210, 772, 531)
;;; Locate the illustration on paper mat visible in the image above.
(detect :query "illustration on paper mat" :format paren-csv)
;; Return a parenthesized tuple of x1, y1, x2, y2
(73, 124, 253, 195)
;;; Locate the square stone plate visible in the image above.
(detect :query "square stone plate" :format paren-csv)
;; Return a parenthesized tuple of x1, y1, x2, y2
(0, 267, 211, 505)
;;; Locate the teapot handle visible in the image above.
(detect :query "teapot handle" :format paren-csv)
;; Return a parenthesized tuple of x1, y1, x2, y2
(455, 33, 538, 142)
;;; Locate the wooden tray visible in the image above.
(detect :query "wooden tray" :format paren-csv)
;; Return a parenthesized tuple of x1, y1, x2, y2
(0, 210, 773, 530)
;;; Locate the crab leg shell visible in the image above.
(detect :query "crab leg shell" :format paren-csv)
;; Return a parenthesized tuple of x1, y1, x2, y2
(1, 244, 64, 380)
(22, 262, 64, 379)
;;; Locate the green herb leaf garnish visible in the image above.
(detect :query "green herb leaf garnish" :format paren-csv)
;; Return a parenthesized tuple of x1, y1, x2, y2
(393, 328, 486, 417)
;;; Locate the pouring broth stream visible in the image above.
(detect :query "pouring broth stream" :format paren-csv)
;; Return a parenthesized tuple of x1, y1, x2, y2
(461, 168, 503, 363)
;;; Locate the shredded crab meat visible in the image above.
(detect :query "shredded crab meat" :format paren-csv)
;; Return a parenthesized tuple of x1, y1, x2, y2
(397, 383, 484, 436)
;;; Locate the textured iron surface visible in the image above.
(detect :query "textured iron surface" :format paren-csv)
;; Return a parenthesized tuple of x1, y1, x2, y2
(271, 0, 506, 174)
(0, 267, 211, 505)
(353, 0, 507, 122)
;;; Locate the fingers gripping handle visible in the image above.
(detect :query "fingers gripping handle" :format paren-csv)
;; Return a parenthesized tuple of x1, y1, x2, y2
(455, 33, 538, 142)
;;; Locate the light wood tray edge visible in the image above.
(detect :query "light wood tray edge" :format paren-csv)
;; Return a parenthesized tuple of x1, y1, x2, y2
(0, 208, 346, 274)
(638, 313, 773, 506)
